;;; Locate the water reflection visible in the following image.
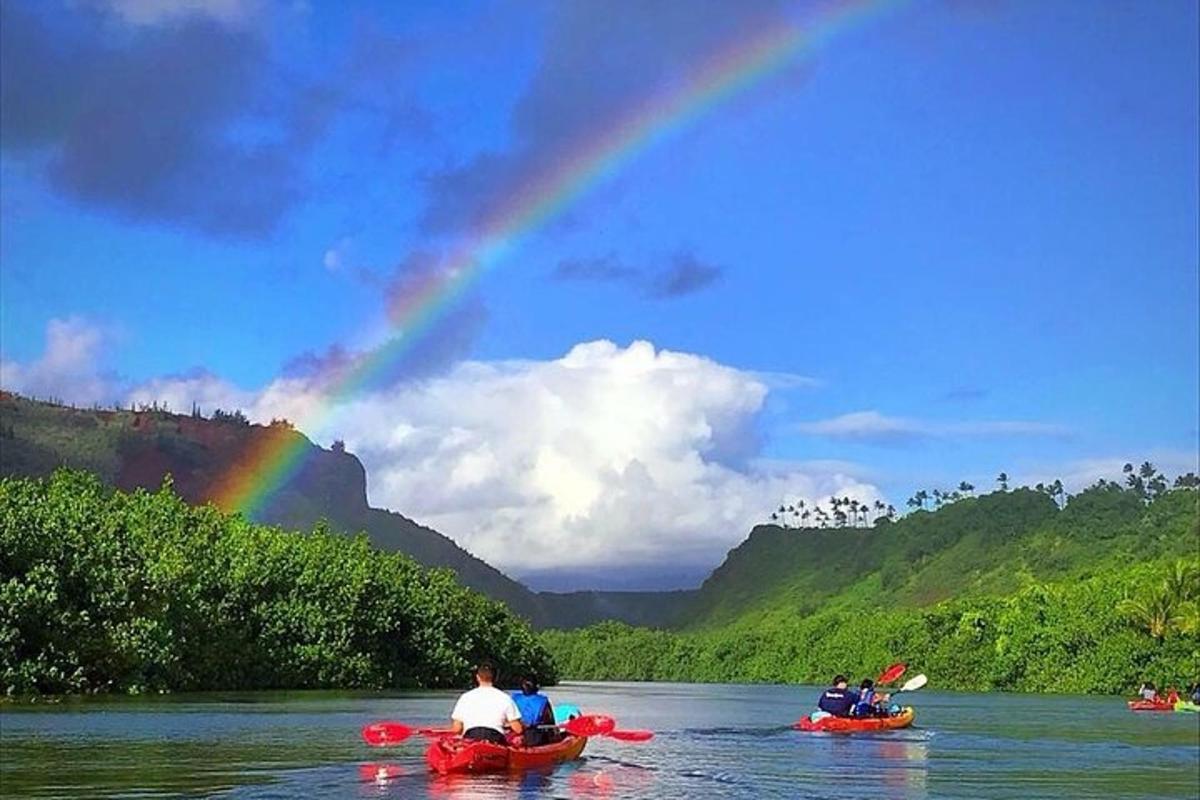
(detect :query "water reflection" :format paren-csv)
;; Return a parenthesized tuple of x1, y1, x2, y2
(1, 684, 1196, 800)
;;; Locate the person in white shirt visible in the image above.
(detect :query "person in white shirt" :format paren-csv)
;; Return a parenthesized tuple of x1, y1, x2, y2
(449, 662, 524, 745)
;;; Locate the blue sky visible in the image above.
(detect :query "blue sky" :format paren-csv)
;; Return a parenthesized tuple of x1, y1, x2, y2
(1, 0, 1196, 587)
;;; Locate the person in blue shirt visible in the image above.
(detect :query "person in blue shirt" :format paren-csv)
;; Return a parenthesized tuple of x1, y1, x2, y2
(817, 675, 860, 718)
(511, 676, 559, 746)
(852, 678, 895, 717)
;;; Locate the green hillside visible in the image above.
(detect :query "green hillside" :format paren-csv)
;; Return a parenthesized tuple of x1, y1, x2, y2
(544, 481, 1200, 693)
(0, 470, 552, 695)
(0, 393, 677, 630)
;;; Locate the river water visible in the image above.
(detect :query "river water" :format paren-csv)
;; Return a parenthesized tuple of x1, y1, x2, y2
(2, 682, 1197, 799)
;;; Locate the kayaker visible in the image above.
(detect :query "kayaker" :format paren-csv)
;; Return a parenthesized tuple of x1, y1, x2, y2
(817, 675, 860, 718)
(852, 678, 890, 717)
(511, 676, 560, 747)
(449, 661, 524, 745)
(1138, 682, 1158, 702)
(1191, 684, 1200, 705)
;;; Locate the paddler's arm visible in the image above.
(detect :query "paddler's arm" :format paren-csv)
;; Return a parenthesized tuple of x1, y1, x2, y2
(450, 719, 464, 735)
(504, 698, 524, 734)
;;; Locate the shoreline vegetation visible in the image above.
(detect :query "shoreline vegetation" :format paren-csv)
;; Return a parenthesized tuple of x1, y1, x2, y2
(2, 464, 1197, 700)
(0, 470, 552, 697)
(544, 477, 1199, 695)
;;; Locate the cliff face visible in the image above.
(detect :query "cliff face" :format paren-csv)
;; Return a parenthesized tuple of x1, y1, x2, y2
(1, 393, 697, 629)
(0, 393, 551, 622)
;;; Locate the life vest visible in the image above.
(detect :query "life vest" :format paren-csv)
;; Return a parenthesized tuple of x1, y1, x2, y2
(511, 691, 550, 726)
(853, 688, 876, 715)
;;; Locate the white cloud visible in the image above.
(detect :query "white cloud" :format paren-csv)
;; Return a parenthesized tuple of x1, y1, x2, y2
(0, 317, 118, 405)
(101, 0, 259, 27)
(794, 410, 1069, 444)
(128, 339, 880, 585)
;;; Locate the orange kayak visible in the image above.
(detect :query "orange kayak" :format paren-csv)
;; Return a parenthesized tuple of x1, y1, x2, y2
(795, 706, 915, 733)
(1127, 699, 1175, 712)
(425, 735, 587, 774)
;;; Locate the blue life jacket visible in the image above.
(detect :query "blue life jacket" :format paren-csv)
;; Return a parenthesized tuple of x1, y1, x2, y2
(511, 691, 550, 726)
(853, 688, 876, 716)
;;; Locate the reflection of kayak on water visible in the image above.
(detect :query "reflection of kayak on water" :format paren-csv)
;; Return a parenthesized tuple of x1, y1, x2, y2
(425, 734, 587, 775)
(795, 707, 915, 733)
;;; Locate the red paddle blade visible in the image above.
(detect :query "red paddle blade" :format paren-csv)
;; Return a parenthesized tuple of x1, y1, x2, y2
(607, 729, 654, 742)
(876, 662, 906, 685)
(361, 721, 414, 747)
(563, 714, 616, 737)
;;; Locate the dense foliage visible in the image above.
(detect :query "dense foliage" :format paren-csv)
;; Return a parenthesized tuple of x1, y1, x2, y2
(0, 470, 554, 695)
(544, 485, 1199, 694)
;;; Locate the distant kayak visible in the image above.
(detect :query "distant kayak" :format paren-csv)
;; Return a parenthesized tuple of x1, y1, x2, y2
(1127, 699, 1175, 712)
(1174, 700, 1200, 713)
(795, 707, 915, 733)
(425, 735, 586, 775)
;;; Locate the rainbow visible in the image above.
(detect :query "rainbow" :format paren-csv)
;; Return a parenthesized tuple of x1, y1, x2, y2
(211, 0, 906, 516)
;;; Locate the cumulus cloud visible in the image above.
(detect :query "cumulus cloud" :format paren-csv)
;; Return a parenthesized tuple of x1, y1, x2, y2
(0, 317, 121, 404)
(794, 410, 1070, 445)
(123, 339, 880, 588)
(552, 250, 723, 300)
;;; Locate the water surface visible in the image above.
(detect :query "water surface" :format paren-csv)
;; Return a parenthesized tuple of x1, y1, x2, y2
(2, 682, 1197, 798)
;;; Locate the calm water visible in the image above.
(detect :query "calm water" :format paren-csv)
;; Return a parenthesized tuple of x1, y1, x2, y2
(2, 682, 1197, 799)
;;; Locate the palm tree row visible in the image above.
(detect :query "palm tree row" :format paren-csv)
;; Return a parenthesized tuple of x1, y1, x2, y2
(770, 460, 1199, 530)
(769, 496, 896, 529)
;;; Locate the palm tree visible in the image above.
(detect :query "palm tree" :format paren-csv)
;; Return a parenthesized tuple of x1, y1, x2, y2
(770, 512, 779, 524)
(1118, 589, 1181, 641)
(997, 472, 1009, 491)
(932, 489, 944, 509)
(958, 481, 974, 496)
(849, 499, 861, 526)
(886, 504, 896, 519)
(801, 509, 811, 526)
(915, 489, 929, 509)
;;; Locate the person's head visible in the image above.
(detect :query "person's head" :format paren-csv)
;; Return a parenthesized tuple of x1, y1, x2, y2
(520, 677, 540, 696)
(860, 678, 875, 691)
(832, 674, 848, 688)
(474, 661, 497, 686)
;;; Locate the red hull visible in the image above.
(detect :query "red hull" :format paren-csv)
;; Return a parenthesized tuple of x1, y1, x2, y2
(795, 707, 915, 733)
(1127, 699, 1175, 712)
(425, 735, 587, 775)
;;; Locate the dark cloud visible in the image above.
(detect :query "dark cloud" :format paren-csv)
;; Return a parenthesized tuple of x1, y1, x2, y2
(0, 2, 427, 239)
(552, 250, 723, 300)
(648, 252, 723, 298)
(421, 0, 789, 234)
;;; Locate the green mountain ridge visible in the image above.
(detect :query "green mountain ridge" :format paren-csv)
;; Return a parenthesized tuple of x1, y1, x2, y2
(544, 480, 1199, 693)
(0, 393, 688, 629)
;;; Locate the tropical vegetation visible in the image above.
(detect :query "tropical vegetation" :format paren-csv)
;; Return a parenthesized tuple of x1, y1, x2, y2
(544, 473, 1199, 694)
(0, 469, 553, 696)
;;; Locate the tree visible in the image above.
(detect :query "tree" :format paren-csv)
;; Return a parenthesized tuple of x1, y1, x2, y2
(1174, 473, 1200, 489)
(958, 481, 974, 496)
(997, 472, 1009, 491)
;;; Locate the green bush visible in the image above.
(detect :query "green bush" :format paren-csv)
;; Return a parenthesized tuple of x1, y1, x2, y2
(0, 470, 553, 695)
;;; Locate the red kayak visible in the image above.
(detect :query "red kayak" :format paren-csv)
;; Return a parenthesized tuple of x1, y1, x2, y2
(795, 707, 915, 733)
(1127, 699, 1175, 712)
(425, 735, 587, 775)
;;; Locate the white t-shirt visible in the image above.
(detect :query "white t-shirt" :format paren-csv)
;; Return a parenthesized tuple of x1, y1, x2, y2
(451, 685, 521, 733)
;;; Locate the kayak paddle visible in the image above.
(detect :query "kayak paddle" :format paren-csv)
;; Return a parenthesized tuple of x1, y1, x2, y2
(895, 674, 927, 693)
(361, 722, 455, 746)
(875, 662, 906, 685)
(606, 728, 655, 742)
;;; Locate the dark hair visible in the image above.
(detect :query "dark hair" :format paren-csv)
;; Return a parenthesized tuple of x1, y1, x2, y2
(475, 661, 496, 683)
(833, 674, 848, 685)
(860, 678, 875, 690)
(520, 677, 539, 695)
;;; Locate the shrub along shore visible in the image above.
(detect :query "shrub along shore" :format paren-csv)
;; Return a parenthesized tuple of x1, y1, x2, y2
(0, 470, 553, 696)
